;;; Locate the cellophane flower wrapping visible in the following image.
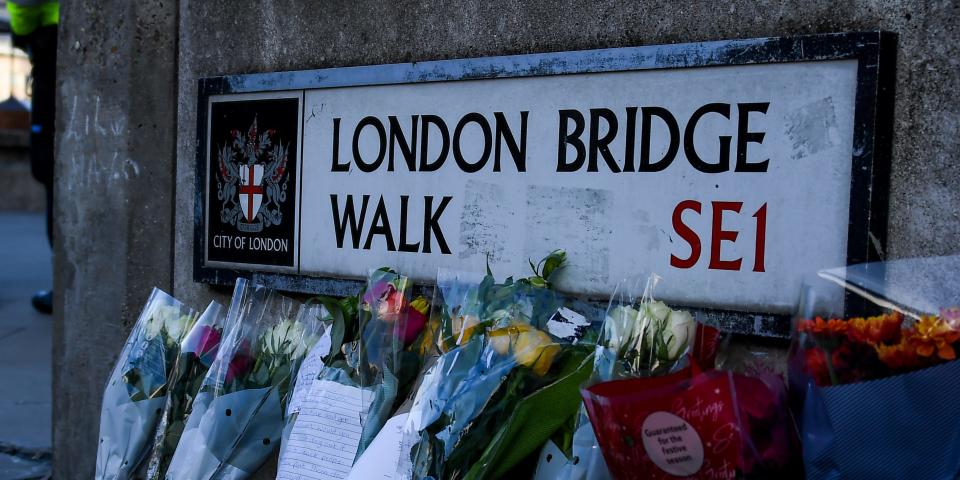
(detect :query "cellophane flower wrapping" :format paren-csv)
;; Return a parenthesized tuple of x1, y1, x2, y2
(399, 251, 598, 480)
(95, 288, 199, 480)
(788, 255, 960, 479)
(144, 300, 229, 480)
(275, 269, 429, 479)
(555, 275, 703, 480)
(275, 296, 342, 447)
(165, 279, 323, 480)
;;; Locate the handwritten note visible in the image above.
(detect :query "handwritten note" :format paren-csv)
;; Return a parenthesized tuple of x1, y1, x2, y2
(287, 329, 332, 417)
(346, 413, 409, 479)
(277, 380, 373, 480)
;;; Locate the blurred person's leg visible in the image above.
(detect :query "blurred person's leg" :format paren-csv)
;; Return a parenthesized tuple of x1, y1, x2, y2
(24, 24, 57, 314)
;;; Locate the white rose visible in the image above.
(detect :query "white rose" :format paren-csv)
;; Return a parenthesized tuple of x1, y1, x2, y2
(646, 301, 672, 323)
(293, 333, 319, 360)
(163, 310, 189, 342)
(142, 306, 167, 340)
(639, 301, 671, 353)
(263, 319, 308, 357)
(603, 305, 639, 351)
(638, 302, 695, 361)
(665, 309, 696, 359)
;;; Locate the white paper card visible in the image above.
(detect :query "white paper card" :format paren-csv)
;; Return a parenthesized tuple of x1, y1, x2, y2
(546, 307, 591, 340)
(287, 329, 332, 417)
(277, 380, 373, 480)
(346, 413, 409, 480)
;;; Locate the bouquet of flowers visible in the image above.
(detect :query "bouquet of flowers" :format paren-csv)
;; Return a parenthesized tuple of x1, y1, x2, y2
(399, 250, 599, 480)
(166, 279, 323, 480)
(550, 276, 705, 480)
(277, 295, 353, 448)
(144, 301, 229, 480)
(95, 288, 199, 480)
(789, 256, 960, 479)
(276, 269, 429, 479)
(578, 275, 799, 479)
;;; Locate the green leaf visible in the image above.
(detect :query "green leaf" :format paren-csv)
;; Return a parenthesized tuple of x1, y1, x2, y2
(541, 250, 566, 281)
(462, 350, 594, 480)
(312, 295, 347, 362)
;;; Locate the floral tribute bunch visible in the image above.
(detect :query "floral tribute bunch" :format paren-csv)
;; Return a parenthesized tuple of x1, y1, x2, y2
(275, 268, 432, 479)
(789, 256, 960, 479)
(795, 309, 960, 386)
(145, 301, 230, 480)
(96, 288, 199, 480)
(555, 276, 711, 480)
(397, 250, 600, 480)
(165, 279, 323, 480)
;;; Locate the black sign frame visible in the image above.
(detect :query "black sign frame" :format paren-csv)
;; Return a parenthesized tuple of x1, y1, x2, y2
(193, 31, 895, 336)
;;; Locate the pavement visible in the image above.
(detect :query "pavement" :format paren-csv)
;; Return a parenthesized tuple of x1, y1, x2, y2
(0, 212, 53, 479)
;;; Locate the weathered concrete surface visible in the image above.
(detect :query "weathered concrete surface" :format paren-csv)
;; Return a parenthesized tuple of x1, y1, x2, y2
(170, 1, 959, 478)
(53, 1, 178, 478)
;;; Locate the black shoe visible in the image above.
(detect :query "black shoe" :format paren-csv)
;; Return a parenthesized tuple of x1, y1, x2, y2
(31, 290, 52, 314)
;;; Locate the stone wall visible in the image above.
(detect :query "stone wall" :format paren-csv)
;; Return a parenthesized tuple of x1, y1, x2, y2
(54, 0, 960, 476)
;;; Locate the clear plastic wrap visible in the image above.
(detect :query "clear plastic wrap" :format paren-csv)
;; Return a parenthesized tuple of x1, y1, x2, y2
(165, 279, 322, 480)
(577, 274, 796, 479)
(95, 288, 199, 480)
(398, 252, 597, 480)
(553, 275, 703, 480)
(276, 269, 429, 479)
(145, 301, 228, 480)
(788, 255, 960, 479)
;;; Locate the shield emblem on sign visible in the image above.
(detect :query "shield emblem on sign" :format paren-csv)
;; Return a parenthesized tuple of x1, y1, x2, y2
(239, 164, 264, 222)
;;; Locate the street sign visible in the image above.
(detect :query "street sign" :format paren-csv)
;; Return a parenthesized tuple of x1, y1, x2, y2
(195, 32, 894, 335)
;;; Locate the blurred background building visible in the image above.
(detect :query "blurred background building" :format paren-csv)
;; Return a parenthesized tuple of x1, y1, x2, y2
(0, 1, 40, 212)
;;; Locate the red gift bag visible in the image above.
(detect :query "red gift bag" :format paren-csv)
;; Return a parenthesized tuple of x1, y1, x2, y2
(581, 361, 799, 479)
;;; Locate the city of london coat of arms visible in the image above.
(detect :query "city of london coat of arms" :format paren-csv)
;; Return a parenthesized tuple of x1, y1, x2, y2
(216, 117, 290, 233)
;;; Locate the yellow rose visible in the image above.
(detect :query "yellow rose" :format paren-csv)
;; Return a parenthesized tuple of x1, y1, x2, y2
(488, 323, 520, 355)
(488, 323, 560, 376)
(452, 314, 483, 345)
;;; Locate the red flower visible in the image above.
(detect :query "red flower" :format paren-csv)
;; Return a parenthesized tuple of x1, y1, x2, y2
(377, 287, 405, 322)
(185, 325, 222, 366)
(803, 347, 832, 386)
(394, 296, 428, 345)
(225, 346, 254, 384)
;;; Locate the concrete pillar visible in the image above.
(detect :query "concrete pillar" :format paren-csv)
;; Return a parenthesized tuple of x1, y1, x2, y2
(53, 1, 178, 477)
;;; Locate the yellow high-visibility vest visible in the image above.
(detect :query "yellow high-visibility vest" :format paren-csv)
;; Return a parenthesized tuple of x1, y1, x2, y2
(6, 1, 59, 36)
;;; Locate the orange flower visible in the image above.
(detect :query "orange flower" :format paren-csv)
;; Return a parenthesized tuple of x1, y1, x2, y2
(875, 340, 919, 370)
(827, 318, 848, 335)
(846, 312, 903, 345)
(909, 315, 960, 360)
(799, 317, 834, 336)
